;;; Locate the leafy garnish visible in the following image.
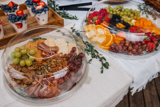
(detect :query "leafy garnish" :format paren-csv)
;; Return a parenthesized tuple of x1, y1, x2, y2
(71, 27, 109, 73)
(32, 37, 46, 42)
(47, 0, 78, 20)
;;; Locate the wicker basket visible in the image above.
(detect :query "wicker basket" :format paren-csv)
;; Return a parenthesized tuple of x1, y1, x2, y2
(144, 0, 160, 12)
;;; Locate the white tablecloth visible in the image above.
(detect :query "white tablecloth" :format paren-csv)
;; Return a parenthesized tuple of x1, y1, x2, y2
(0, 0, 133, 107)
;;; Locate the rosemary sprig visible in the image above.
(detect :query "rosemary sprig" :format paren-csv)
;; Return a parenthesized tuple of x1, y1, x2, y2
(138, 3, 160, 20)
(71, 27, 109, 73)
(47, 0, 78, 20)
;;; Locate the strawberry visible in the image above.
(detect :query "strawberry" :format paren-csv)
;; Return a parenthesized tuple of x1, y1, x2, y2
(104, 17, 110, 23)
(145, 32, 153, 38)
(98, 15, 104, 21)
(8, 1, 14, 7)
(33, 0, 41, 3)
(0, 29, 1, 33)
(99, 9, 107, 15)
(87, 19, 93, 25)
(38, 1, 46, 7)
(15, 23, 23, 29)
(35, 5, 43, 9)
(0, 20, 2, 25)
(106, 13, 112, 19)
(129, 26, 137, 33)
(151, 37, 157, 42)
(147, 42, 155, 52)
(144, 37, 151, 44)
(16, 10, 24, 16)
(88, 13, 95, 19)
(92, 11, 99, 16)
(95, 19, 101, 25)
(153, 40, 158, 44)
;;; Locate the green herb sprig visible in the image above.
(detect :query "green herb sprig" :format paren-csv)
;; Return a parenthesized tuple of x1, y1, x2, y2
(47, 0, 78, 20)
(71, 27, 109, 73)
(138, 3, 160, 20)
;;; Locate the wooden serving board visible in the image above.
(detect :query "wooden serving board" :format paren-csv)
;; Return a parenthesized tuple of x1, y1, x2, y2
(0, 3, 64, 50)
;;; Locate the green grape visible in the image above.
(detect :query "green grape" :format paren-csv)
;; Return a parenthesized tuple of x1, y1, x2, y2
(21, 49, 27, 55)
(29, 56, 35, 61)
(10, 52, 16, 58)
(20, 60, 26, 67)
(130, 14, 134, 18)
(120, 12, 123, 16)
(126, 9, 129, 12)
(15, 47, 20, 52)
(110, 7, 113, 11)
(133, 10, 137, 13)
(123, 12, 127, 15)
(26, 59, 32, 67)
(29, 49, 36, 56)
(20, 46, 26, 50)
(108, 5, 111, 8)
(21, 55, 29, 60)
(133, 16, 137, 20)
(116, 5, 120, 9)
(110, 11, 113, 14)
(127, 12, 131, 16)
(113, 8, 116, 12)
(117, 11, 120, 15)
(15, 52, 21, 58)
(122, 9, 124, 12)
(130, 9, 133, 12)
(124, 19, 128, 22)
(13, 58, 20, 64)
(113, 12, 116, 14)
(120, 5, 123, 9)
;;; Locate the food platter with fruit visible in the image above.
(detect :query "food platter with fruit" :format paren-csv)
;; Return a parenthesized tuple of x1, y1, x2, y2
(2, 26, 88, 104)
(82, 1, 160, 59)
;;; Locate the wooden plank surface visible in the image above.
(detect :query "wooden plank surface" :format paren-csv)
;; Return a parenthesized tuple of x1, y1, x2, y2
(129, 91, 145, 107)
(116, 94, 129, 107)
(154, 75, 160, 101)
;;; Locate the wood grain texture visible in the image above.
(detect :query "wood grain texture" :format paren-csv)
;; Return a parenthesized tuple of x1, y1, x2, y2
(116, 94, 129, 107)
(155, 75, 160, 101)
(129, 91, 145, 107)
(143, 80, 160, 107)
(0, 3, 64, 49)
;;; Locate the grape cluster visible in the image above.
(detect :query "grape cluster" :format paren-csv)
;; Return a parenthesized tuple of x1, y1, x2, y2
(8, 14, 28, 23)
(110, 40, 147, 55)
(105, 5, 140, 20)
(31, 5, 49, 14)
(11, 46, 36, 66)
(25, 0, 33, 6)
(1, 4, 18, 13)
(58, 47, 84, 90)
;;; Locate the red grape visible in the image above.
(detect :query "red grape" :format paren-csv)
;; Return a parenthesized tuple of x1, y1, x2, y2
(125, 43, 129, 47)
(131, 41, 136, 45)
(58, 78, 65, 85)
(58, 85, 63, 90)
(134, 44, 138, 49)
(142, 44, 147, 50)
(127, 51, 132, 55)
(64, 75, 70, 81)
(138, 48, 143, 53)
(118, 45, 122, 50)
(78, 53, 84, 58)
(75, 61, 81, 66)
(71, 75, 78, 83)
(69, 64, 74, 70)
(66, 54, 71, 59)
(125, 40, 130, 44)
(137, 42, 141, 46)
(122, 46, 127, 51)
(141, 41, 145, 45)
(71, 47, 76, 53)
(132, 49, 136, 53)
(66, 81, 73, 90)
(70, 71, 75, 76)
(128, 46, 133, 51)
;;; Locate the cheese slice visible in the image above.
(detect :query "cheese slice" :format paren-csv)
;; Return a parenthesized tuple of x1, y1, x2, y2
(55, 38, 68, 54)
(44, 38, 56, 47)
(68, 42, 79, 54)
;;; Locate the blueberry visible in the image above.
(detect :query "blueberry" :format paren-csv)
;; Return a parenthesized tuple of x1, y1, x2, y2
(14, 4, 17, 7)
(34, 3, 38, 6)
(15, 18, 19, 22)
(11, 15, 16, 19)
(6, 5, 10, 10)
(41, 8, 44, 11)
(24, 14, 28, 18)
(43, 5, 47, 8)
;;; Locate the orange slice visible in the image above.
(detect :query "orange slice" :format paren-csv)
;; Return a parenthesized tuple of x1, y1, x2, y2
(100, 45, 110, 50)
